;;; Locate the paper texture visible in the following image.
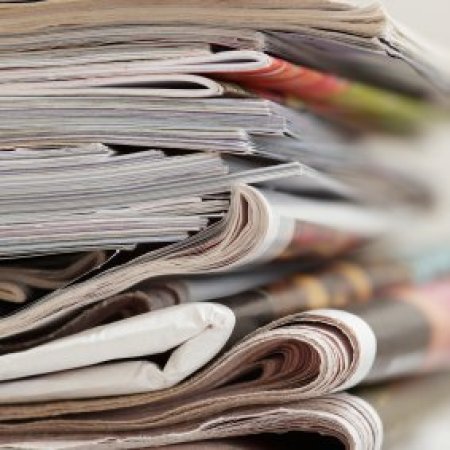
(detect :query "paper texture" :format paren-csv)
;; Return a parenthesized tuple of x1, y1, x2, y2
(0, 1, 448, 448)
(0, 303, 235, 402)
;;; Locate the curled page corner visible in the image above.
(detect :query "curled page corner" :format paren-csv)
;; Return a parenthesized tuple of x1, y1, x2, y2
(305, 308, 377, 391)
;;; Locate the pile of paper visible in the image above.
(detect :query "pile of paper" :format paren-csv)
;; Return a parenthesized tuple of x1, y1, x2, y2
(0, 1, 449, 449)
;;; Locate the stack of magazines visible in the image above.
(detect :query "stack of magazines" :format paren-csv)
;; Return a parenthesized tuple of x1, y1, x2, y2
(0, 1, 449, 449)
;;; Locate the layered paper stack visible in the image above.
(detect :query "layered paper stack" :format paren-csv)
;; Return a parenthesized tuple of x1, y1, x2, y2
(0, 1, 449, 449)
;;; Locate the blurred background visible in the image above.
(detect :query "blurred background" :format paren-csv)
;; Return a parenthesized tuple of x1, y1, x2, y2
(353, 1, 450, 255)
(368, 2, 450, 449)
(383, 0, 450, 46)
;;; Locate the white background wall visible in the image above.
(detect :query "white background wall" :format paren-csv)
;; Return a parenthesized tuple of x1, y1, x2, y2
(381, 0, 450, 46)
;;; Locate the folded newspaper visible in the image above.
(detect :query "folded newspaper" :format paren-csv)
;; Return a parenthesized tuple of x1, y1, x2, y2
(0, 0, 449, 449)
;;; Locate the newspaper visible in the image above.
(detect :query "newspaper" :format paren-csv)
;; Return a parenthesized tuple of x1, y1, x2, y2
(0, 252, 415, 349)
(0, 1, 448, 97)
(0, 267, 448, 431)
(0, 50, 428, 131)
(0, 251, 107, 303)
(0, 184, 388, 339)
(7, 372, 450, 449)
(0, 396, 382, 449)
(0, 1, 447, 449)
(10, 371, 450, 450)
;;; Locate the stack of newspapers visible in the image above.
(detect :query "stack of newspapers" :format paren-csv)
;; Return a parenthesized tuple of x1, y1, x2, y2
(0, 1, 450, 449)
